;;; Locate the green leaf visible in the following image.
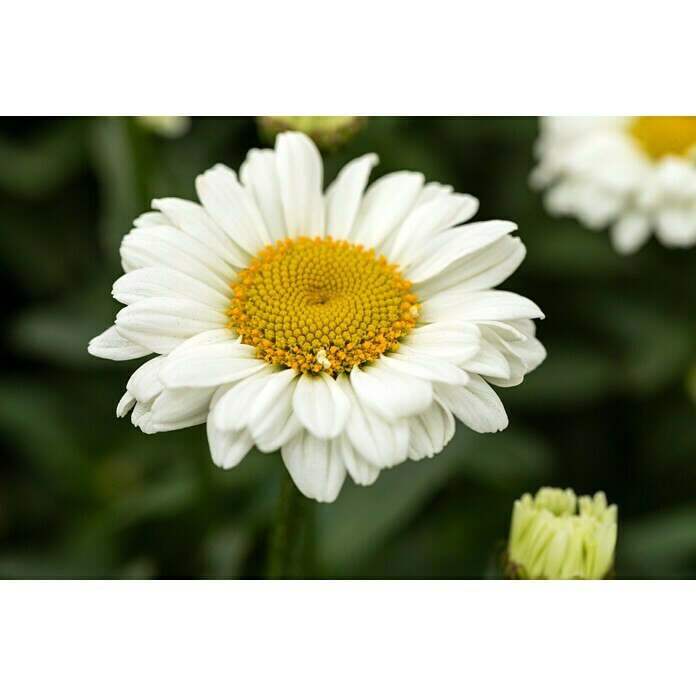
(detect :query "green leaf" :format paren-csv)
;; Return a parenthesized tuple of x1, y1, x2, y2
(0, 118, 88, 197)
(620, 507, 696, 578)
(315, 424, 552, 575)
(9, 273, 121, 368)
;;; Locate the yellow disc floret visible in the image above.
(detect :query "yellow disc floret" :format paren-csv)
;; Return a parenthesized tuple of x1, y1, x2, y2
(227, 236, 419, 376)
(630, 116, 696, 160)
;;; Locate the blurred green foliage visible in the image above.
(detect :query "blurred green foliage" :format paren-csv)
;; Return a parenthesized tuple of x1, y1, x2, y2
(1, 117, 695, 579)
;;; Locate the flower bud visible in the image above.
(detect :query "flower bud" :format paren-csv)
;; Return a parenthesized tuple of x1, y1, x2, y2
(257, 116, 366, 150)
(686, 362, 696, 402)
(136, 116, 190, 138)
(506, 487, 617, 579)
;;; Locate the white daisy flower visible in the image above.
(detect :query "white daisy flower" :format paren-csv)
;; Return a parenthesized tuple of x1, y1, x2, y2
(531, 116, 696, 253)
(89, 132, 545, 502)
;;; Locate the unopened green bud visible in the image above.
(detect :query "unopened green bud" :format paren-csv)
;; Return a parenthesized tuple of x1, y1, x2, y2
(257, 116, 366, 150)
(136, 116, 191, 138)
(506, 487, 617, 580)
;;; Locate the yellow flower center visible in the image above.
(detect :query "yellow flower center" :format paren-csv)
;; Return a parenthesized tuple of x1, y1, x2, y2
(630, 116, 696, 160)
(228, 236, 419, 376)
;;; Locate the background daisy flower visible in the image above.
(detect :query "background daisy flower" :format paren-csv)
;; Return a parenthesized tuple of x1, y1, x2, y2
(89, 131, 545, 502)
(531, 116, 696, 253)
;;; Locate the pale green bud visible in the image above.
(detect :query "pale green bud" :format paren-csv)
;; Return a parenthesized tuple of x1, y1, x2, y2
(136, 116, 191, 138)
(686, 362, 696, 402)
(257, 116, 366, 150)
(506, 487, 618, 580)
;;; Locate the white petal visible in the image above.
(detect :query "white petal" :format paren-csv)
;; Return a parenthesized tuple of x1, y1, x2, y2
(239, 149, 286, 243)
(474, 320, 525, 342)
(122, 223, 235, 280)
(254, 413, 303, 453)
(401, 321, 481, 364)
(248, 369, 300, 441)
(115, 357, 169, 434)
(337, 373, 409, 468)
(655, 207, 696, 247)
(292, 372, 351, 439)
(153, 197, 249, 268)
(126, 355, 165, 403)
(88, 325, 151, 361)
(507, 318, 537, 337)
(212, 368, 277, 432)
(115, 297, 227, 354)
(120, 225, 232, 294)
(159, 344, 265, 390)
(379, 350, 469, 385)
(611, 213, 651, 255)
(461, 339, 512, 381)
(349, 171, 424, 248)
(196, 164, 272, 253)
(281, 431, 347, 503)
(423, 290, 544, 324)
(573, 185, 625, 230)
(406, 220, 517, 283)
(653, 157, 696, 200)
(407, 397, 456, 460)
(485, 320, 546, 382)
(388, 193, 479, 268)
(207, 417, 254, 470)
(415, 236, 526, 297)
(413, 181, 454, 206)
(509, 333, 546, 374)
(112, 267, 229, 309)
(471, 330, 527, 387)
(350, 362, 432, 422)
(134, 211, 168, 228)
(436, 375, 508, 433)
(162, 327, 239, 349)
(117, 391, 136, 417)
(150, 386, 216, 431)
(275, 132, 325, 238)
(131, 401, 157, 434)
(324, 153, 378, 239)
(339, 435, 381, 486)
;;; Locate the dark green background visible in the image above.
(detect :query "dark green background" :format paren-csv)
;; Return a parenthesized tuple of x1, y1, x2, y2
(1, 116, 695, 579)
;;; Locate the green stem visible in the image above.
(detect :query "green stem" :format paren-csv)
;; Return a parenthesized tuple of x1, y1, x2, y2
(266, 470, 310, 579)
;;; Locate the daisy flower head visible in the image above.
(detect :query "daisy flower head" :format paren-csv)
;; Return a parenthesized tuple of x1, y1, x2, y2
(532, 117, 696, 253)
(88, 132, 545, 502)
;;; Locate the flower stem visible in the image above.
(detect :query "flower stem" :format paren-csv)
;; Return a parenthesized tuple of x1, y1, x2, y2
(266, 469, 311, 579)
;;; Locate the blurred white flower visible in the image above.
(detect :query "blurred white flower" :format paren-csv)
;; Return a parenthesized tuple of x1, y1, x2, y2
(507, 487, 618, 579)
(89, 132, 545, 502)
(532, 117, 696, 253)
(136, 116, 191, 138)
